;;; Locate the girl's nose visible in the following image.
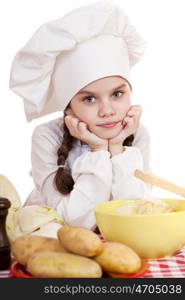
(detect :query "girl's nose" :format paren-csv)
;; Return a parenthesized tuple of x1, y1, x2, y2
(98, 100, 115, 118)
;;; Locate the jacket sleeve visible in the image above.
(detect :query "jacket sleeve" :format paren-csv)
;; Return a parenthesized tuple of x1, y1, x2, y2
(31, 126, 112, 229)
(111, 124, 152, 200)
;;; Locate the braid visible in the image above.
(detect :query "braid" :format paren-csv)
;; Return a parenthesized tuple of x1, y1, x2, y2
(54, 120, 75, 195)
(123, 134, 134, 146)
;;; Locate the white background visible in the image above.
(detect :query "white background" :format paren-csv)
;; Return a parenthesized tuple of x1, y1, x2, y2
(0, 0, 185, 203)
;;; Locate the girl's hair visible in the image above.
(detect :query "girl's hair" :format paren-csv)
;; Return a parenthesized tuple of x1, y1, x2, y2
(54, 113, 134, 195)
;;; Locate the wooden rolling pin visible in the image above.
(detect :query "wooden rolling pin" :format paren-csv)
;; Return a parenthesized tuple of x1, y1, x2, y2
(134, 169, 185, 198)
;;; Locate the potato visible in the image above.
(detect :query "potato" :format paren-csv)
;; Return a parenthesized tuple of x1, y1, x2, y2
(57, 225, 103, 257)
(27, 251, 102, 278)
(11, 235, 66, 266)
(94, 242, 141, 274)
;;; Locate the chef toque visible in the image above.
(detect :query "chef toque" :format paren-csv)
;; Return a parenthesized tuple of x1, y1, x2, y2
(9, 0, 146, 122)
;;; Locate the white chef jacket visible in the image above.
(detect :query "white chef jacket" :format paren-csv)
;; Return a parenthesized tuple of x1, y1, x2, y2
(27, 117, 152, 229)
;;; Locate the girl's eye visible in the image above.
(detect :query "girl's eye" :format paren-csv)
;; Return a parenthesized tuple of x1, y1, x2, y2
(112, 91, 124, 98)
(82, 96, 96, 103)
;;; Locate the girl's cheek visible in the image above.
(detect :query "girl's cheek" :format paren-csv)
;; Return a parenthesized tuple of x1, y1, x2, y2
(69, 108, 86, 121)
(120, 103, 130, 117)
(78, 113, 90, 123)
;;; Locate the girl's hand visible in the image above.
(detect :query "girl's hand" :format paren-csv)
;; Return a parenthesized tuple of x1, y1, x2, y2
(108, 105, 142, 156)
(64, 115, 108, 152)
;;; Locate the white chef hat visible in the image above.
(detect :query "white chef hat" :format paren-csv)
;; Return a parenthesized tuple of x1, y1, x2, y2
(9, 0, 146, 122)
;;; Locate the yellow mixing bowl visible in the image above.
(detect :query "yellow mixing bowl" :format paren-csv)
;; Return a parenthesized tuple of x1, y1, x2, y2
(94, 198, 185, 259)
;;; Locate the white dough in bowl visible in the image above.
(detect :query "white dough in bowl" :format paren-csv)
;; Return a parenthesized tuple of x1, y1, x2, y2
(117, 198, 174, 215)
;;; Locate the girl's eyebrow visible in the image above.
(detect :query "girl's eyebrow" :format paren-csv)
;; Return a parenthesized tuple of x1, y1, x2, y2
(77, 83, 127, 95)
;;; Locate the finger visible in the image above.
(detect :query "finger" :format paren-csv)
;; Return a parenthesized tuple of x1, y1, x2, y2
(133, 105, 142, 115)
(64, 116, 80, 137)
(127, 109, 135, 117)
(65, 115, 79, 127)
(78, 121, 88, 133)
(125, 114, 140, 136)
(64, 115, 72, 127)
(131, 109, 142, 123)
(124, 117, 135, 133)
(71, 116, 80, 126)
(127, 106, 142, 117)
(127, 111, 141, 120)
(126, 118, 134, 129)
(124, 116, 132, 124)
(64, 116, 74, 129)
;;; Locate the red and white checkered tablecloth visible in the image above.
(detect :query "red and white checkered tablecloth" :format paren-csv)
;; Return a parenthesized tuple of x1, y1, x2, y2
(141, 246, 185, 278)
(0, 269, 13, 278)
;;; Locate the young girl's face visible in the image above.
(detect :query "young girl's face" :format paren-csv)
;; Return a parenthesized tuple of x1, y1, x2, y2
(67, 76, 131, 139)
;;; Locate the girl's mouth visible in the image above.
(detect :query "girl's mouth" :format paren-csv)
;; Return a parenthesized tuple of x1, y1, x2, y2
(97, 122, 119, 128)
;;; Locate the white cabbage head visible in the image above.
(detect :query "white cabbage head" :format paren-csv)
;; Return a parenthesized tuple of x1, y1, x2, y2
(7, 205, 64, 242)
(0, 174, 64, 242)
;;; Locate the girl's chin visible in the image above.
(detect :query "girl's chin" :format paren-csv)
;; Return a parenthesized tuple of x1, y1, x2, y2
(95, 130, 122, 140)
(98, 135, 118, 139)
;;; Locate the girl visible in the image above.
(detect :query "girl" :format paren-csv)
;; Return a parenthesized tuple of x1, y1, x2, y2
(9, 1, 151, 229)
